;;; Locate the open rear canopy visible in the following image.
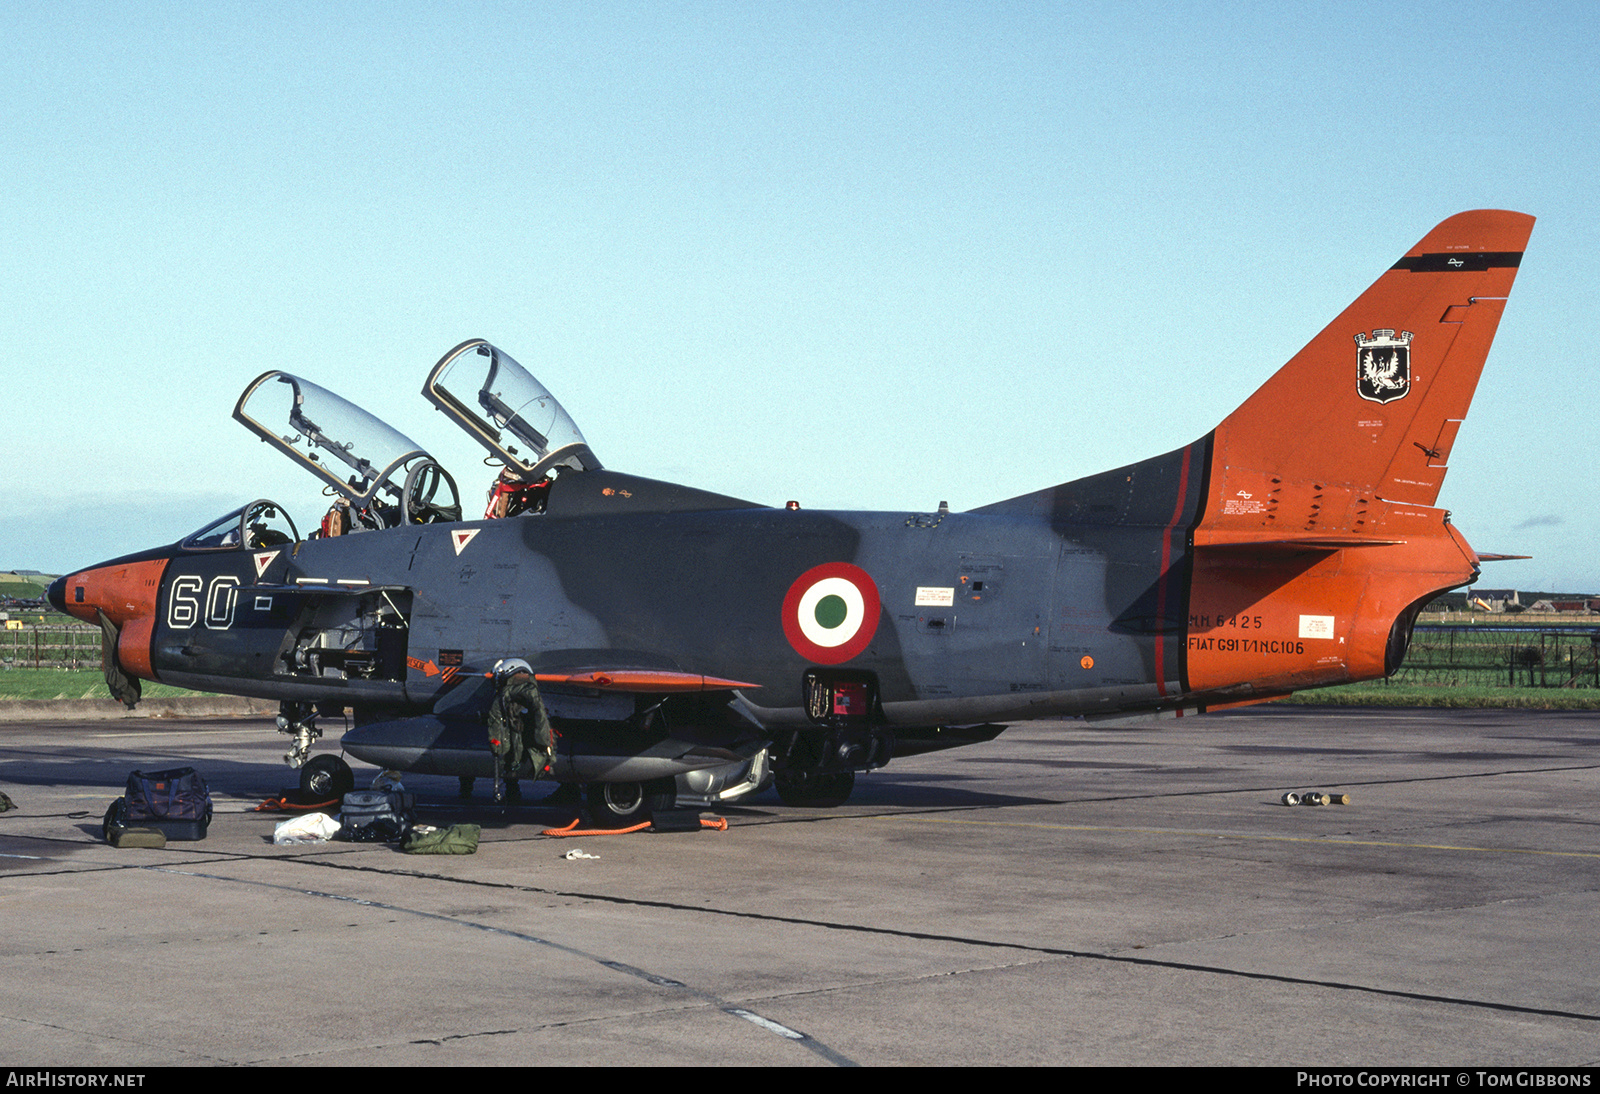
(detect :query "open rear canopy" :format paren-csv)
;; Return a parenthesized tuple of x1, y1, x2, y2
(422, 339, 600, 480)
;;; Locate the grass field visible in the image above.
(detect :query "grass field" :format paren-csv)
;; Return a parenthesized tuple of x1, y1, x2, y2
(1267, 616, 1600, 708)
(0, 668, 209, 702)
(1283, 680, 1600, 709)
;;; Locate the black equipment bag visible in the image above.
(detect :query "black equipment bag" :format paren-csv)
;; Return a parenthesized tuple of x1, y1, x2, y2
(337, 789, 415, 842)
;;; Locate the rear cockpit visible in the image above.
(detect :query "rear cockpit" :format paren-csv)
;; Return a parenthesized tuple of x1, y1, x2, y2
(422, 339, 756, 517)
(424, 339, 601, 482)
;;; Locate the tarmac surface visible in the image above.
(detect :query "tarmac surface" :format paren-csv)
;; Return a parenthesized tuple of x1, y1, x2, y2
(1, 705, 1598, 1067)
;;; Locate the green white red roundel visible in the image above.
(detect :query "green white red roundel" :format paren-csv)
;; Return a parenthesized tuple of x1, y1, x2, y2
(782, 562, 881, 664)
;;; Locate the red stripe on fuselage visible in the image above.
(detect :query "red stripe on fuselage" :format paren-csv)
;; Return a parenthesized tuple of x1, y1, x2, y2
(1152, 444, 1193, 697)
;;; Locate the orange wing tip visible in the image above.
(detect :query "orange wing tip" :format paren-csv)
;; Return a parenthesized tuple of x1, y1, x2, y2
(534, 670, 761, 692)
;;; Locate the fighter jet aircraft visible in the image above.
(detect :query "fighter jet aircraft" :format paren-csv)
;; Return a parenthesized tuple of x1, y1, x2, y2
(50, 210, 1533, 824)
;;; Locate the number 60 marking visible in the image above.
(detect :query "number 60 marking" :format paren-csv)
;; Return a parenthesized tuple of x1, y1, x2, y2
(168, 575, 240, 630)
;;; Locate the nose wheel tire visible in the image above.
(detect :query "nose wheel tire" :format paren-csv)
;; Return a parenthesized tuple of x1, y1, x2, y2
(585, 778, 676, 828)
(300, 754, 355, 802)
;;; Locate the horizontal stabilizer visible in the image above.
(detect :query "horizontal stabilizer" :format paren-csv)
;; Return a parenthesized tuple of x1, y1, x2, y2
(1196, 536, 1404, 553)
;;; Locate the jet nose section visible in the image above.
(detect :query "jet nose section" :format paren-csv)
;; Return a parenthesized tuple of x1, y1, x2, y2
(55, 555, 169, 627)
(47, 575, 68, 614)
(52, 551, 174, 703)
(56, 569, 94, 623)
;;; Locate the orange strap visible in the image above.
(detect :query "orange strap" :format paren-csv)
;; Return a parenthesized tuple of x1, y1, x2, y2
(539, 815, 728, 836)
(254, 795, 340, 813)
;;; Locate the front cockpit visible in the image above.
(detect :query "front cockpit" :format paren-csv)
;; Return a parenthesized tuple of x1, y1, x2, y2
(233, 370, 463, 535)
(180, 499, 300, 552)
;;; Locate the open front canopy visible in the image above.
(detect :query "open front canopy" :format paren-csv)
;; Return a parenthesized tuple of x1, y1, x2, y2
(234, 371, 429, 506)
(422, 339, 601, 480)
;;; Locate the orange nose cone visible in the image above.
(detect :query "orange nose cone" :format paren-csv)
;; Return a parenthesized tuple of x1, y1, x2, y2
(57, 558, 169, 627)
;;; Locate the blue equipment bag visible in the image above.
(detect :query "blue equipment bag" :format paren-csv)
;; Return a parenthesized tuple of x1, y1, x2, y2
(123, 767, 212, 840)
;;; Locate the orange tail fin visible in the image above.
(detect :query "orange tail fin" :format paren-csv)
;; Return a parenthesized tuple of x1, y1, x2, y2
(1206, 209, 1533, 532)
(1186, 211, 1534, 696)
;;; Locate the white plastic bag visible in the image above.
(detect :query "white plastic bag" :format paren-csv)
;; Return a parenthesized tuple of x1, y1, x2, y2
(273, 812, 341, 844)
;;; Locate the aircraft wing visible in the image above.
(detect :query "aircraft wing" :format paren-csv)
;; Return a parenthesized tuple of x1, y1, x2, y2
(532, 668, 760, 692)
(401, 650, 761, 693)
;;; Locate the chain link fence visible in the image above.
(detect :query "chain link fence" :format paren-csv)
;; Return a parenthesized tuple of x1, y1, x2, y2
(1395, 624, 1600, 690)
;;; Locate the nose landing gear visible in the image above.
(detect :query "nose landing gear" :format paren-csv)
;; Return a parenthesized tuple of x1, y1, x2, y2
(278, 701, 354, 801)
(300, 753, 356, 801)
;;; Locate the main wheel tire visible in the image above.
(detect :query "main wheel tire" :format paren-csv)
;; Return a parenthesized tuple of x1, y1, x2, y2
(774, 769, 855, 808)
(585, 777, 676, 828)
(300, 754, 355, 802)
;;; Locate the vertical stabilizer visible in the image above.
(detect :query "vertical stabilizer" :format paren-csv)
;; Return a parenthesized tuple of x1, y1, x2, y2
(1184, 211, 1533, 698)
(1204, 210, 1533, 532)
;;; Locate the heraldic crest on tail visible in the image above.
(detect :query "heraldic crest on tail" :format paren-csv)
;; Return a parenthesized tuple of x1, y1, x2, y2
(1355, 328, 1413, 404)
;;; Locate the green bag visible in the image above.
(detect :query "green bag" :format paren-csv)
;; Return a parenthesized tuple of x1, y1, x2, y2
(402, 824, 481, 855)
(109, 827, 167, 849)
(103, 800, 167, 848)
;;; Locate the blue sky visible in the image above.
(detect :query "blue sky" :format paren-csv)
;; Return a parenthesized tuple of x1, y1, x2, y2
(3, 1, 1596, 589)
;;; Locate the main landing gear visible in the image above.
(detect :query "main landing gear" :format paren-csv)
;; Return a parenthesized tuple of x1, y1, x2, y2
(770, 668, 890, 809)
(774, 769, 855, 808)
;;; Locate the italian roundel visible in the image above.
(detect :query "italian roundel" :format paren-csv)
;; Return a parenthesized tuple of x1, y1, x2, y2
(781, 562, 881, 665)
